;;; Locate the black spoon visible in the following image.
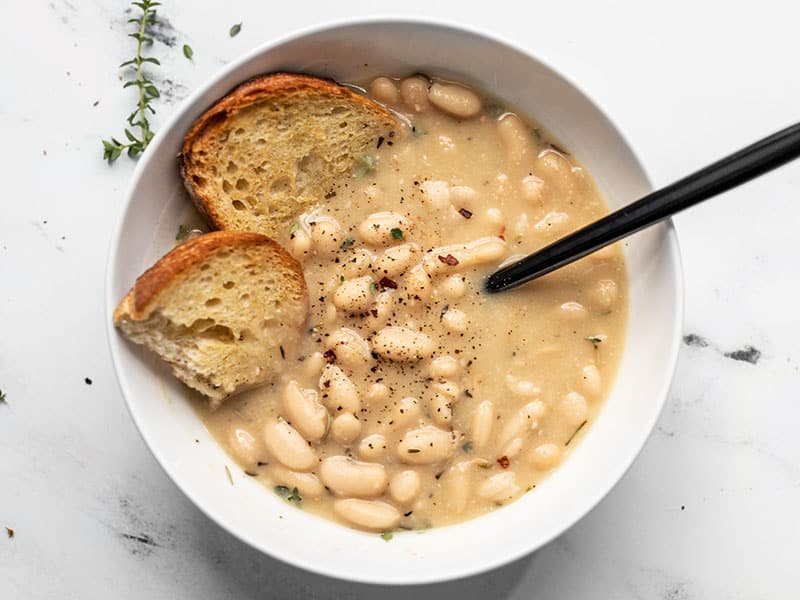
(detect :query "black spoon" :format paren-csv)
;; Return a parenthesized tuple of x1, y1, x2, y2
(485, 121, 800, 293)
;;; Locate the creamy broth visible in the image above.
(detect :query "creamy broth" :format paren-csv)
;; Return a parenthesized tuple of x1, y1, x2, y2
(197, 74, 627, 532)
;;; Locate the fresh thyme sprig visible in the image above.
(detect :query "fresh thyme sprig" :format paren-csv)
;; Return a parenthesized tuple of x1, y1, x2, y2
(103, 0, 162, 162)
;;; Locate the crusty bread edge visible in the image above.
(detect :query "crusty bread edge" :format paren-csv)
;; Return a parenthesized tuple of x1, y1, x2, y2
(112, 230, 308, 323)
(178, 72, 400, 231)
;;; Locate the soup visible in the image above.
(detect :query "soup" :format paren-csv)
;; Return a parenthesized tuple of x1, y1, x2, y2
(197, 74, 627, 533)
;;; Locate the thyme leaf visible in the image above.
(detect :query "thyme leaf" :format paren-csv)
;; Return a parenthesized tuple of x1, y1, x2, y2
(102, 0, 161, 163)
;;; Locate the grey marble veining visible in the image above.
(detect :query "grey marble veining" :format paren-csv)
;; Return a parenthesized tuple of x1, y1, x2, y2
(2, 1, 799, 598)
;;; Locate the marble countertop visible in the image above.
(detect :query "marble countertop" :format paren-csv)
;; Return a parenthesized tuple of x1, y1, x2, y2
(2, 1, 799, 597)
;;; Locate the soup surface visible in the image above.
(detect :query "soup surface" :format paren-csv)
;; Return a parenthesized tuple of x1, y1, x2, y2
(196, 75, 627, 533)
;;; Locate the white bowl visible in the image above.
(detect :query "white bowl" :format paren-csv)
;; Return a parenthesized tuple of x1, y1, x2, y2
(106, 19, 683, 585)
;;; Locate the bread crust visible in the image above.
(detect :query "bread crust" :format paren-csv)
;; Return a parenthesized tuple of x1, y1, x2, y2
(179, 72, 399, 232)
(113, 230, 307, 323)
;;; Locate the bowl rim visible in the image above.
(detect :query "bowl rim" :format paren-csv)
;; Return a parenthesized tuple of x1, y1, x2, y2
(105, 16, 684, 585)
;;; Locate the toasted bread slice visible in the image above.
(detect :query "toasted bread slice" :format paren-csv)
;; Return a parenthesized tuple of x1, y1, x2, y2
(113, 231, 308, 407)
(180, 72, 400, 238)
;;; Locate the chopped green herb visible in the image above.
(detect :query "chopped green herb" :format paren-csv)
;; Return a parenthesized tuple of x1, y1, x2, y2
(279, 345, 285, 360)
(324, 190, 337, 199)
(287, 487, 302, 504)
(0, 389, 6, 404)
(462, 441, 473, 453)
(176, 224, 189, 241)
(229, 23, 242, 37)
(102, 0, 161, 163)
(224, 465, 234, 486)
(289, 222, 299, 237)
(412, 125, 426, 138)
(407, 448, 421, 454)
(586, 335, 607, 347)
(565, 420, 588, 446)
(390, 227, 404, 240)
(339, 275, 345, 283)
(380, 531, 393, 542)
(369, 282, 378, 293)
(354, 155, 376, 177)
(183, 44, 193, 60)
(274, 485, 290, 497)
(340, 237, 355, 250)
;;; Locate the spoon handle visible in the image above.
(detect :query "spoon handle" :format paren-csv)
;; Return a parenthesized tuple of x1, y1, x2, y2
(486, 121, 800, 292)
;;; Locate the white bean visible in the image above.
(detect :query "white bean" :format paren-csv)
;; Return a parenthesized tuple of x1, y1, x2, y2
(330, 413, 361, 443)
(282, 381, 328, 442)
(430, 392, 452, 426)
(333, 276, 374, 314)
(581, 364, 602, 397)
(429, 355, 459, 378)
(521, 175, 545, 203)
(560, 392, 589, 427)
(441, 307, 469, 333)
(497, 113, 535, 163)
(428, 82, 482, 118)
(397, 426, 455, 464)
(534, 211, 569, 233)
(591, 279, 618, 313)
(383, 396, 421, 430)
(334, 498, 401, 531)
(478, 471, 520, 502)
(502, 436, 524, 459)
(404, 264, 432, 301)
(320, 456, 388, 497)
(419, 180, 451, 209)
(435, 275, 467, 300)
(399, 76, 430, 112)
(498, 400, 547, 446)
(530, 443, 562, 470)
(559, 301, 587, 319)
(472, 400, 494, 452)
(485, 207, 504, 226)
(389, 470, 421, 504)
(373, 243, 419, 277)
(308, 215, 343, 255)
(228, 428, 260, 466)
(302, 351, 327, 379)
(369, 76, 400, 105)
(326, 327, 372, 370)
(358, 211, 408, 246)
(440, 461, 472, 514)
(432, 379, 460, 399)
(268, 465, 325, 499)
(450, 185, 477, 205)
(504, 374, 541, 398)
(538, 149, 573, 180)
(287, 227, 311, 261)
(366, 382, 390, 404)
(422, 237, 507, 275)
(340, 248, 376, 279)
(365, 290, 394, 332)
(358, 434, 388, 461)
(371, 326, 434, 362)
(319, 364, 360, 413)
(263, 418, 317, 472)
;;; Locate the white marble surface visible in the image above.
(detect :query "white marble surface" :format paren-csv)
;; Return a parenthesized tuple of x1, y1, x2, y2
(2, 1, 799, 597)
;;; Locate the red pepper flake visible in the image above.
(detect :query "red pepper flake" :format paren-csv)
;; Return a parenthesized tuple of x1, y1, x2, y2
(438, 254, 459, 266)
(498, 226, 506, 241)
(458, 208, 473, 219)
(497, 455, 510, 469)
(323, 349, 337, 364)
(5, 527, 14, 539)
(379, 276, 398, 290)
